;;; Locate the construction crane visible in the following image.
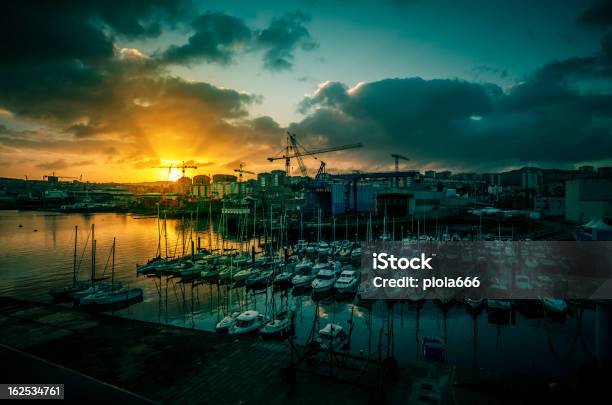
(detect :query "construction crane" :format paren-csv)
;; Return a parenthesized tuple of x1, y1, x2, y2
(315, 161, 326, 179)
(390, 154, 409, 172)
(152, 161, 197, 179)
(390, 154, 409, 187)
(43, 173, 80, 181)
(268, 132, 362, 177)
(234, 162, 255, 182)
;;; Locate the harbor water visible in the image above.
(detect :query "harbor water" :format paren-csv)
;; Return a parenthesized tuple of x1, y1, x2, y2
(0, 210, 597, 379)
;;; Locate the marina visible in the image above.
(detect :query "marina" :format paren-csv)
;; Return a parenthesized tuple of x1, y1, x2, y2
(0, 210, 601, 385)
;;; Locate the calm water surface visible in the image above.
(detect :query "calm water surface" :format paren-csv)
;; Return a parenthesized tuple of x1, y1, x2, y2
(0, 211, 596, 378)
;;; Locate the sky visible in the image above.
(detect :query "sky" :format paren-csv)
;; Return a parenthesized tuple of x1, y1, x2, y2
(1, 0, 612, 182)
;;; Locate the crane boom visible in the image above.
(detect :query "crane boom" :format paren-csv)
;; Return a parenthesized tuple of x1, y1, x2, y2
(152, 161, 197, 178)
(234, 162, 255, 182)
(390, 154, 409, 172)
(288, 133, 308, 177)
(267, 132, 363, 177)
(267, 142, 363, 161)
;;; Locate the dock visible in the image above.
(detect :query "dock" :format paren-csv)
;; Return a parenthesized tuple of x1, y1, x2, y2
(0, 297, 551, 404)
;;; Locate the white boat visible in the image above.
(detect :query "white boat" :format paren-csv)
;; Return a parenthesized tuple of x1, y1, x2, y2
(233, 268, 255, 283)
(311, 269, 338, 293)
(229, 310, 267, 335)
(338, 246, 352, 261)
(487, 299, 512, 311)
(312, 261, 331, 274)
(79, 287, 143, 308)
(292, 265, 317, 289)
(334, 270, 360, 294)
(233, 254, 251, 268)
(245, 269, 273, 288)
(294, 258, 313, 273)
(317, 242, 331, 256)
(70, 281, 121, 302)
(542, 298, 568, 313)
(216, 312, 240, 334)
(542, 297, 568, 321)
(137, 257, 177, 274)
(158, 260, 194, 276)
(294, 240, 307, 254)
(315, 323, 348, 350)
(305, 243, 317, 254)
(259, 311, 294, 339)
(273, 271, 294, 287)
(174, 261, 203, 277)
(79, 238, 143, 309)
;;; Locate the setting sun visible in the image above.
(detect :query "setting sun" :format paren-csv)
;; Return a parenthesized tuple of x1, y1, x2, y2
(168, 170, 182, 181)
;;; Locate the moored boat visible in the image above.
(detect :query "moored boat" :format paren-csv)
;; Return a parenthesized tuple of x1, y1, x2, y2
(311, 269, 337, 293)
(216, 312, 240, 333)
(333, 269, 360, 294)
(259, 311, 294, 340)
(542, 297, 568, 322)
(229, 310, 267, 335)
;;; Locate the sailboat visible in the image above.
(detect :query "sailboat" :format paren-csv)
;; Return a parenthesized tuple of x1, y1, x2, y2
(216, 311, 241, 334)
(260, 310, 294, 340)
(49, 225, 90, 301)
(79, 237, 144, 310)
(69, 224, 116, 302)
(229, 310, 267, 335)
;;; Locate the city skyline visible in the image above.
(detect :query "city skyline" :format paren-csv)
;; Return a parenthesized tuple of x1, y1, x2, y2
(1, 0, 612, 182)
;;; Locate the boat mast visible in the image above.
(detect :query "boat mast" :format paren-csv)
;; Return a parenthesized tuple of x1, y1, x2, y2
(332, 216, 336, 242)
(299, 210, 303, 241)
(111, 237, 116, 291)
(383, 202, 387, 236)
(164, 211, 168, 258)
(91, 224, 95, 288)
(157, 203, 161, 258)
(73, 225, 78, 286)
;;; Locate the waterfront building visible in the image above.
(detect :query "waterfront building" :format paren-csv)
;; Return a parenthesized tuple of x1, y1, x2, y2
(533, 196, 564, 217)
(192, 175, 211, 198)
(565, 178, 612, 223)
(211, 174, 237, 198)
(521, 170, 542, 191)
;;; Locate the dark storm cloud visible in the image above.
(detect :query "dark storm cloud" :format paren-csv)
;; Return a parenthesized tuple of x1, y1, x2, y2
(160, 10, 317, 71)
(0, 2, 263, 166)
(255, 11, 318, 71)
(0, 1, 191, 122)
(579, 0, 612, 29)
(161, 12, 252, 65)
(291, 37, 612, 171)
(250, 116, 285, 135)
(0, 0, 192, 65)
